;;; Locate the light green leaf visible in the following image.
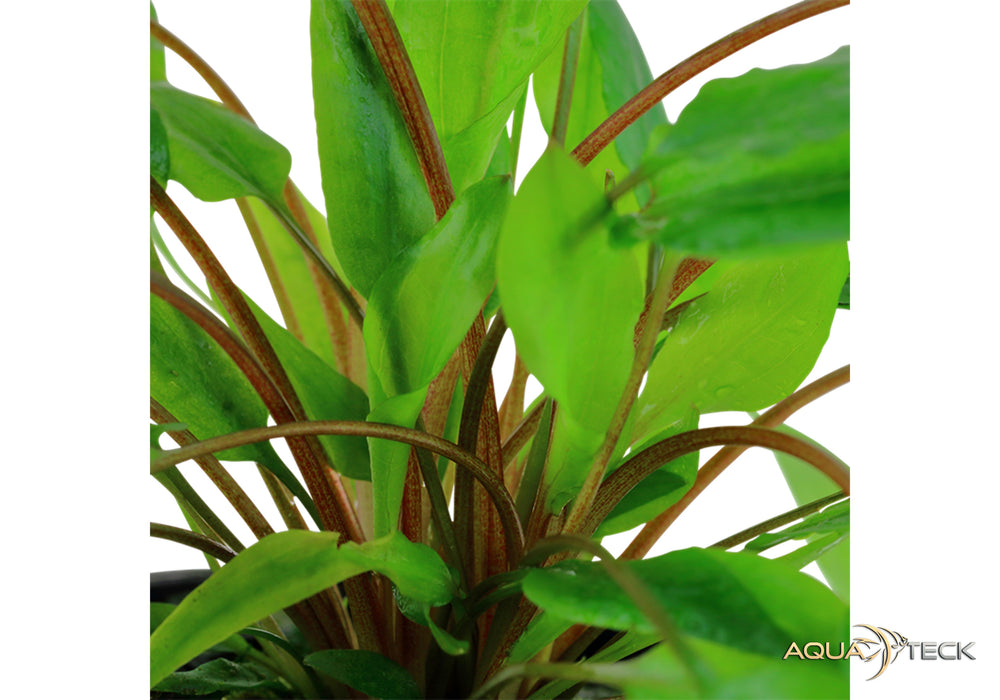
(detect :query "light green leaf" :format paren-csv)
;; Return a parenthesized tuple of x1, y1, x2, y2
(310, 0, 435, 296)
(636, 47, 849, 255)
(497, 146, 643, 511)
(534, 0, 665, 207)
(634, 244, 847, 441)
(366, 389, 427, 538)
(521, 547, 847, 658)
(387, 0, 587, 191)
(364, 175, 512, 396)
(150, 83, 291, 203)
(150, 3, 166, 83)
(151, 530, 456, 687)
(150, 107, 169, 186)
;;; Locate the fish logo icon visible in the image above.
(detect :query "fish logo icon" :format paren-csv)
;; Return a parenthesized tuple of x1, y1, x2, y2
(852, 624, 908, 680)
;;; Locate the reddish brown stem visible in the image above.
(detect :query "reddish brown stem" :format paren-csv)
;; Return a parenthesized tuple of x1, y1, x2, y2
(572, 0, 849, 166)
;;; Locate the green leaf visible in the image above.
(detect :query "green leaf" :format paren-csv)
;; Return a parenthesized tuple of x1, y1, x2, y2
(310, 0, 435, 296)
(386, 0, 587, 192)
(304, 650, 421, 699)
(596, 411, 699, 537)
(497, 146, 643, 511)
(243, 193, 350, 371)
(746, 500, 849, 552)
(394, 590, 470, 656)
(150, 107, 169, 186)
(364, 175, 512, 396)
(521, 547, 847, 658)
(153, 658, 285, 696)
(634, 244, 847, 441)
(838, 275, 851, 309)
(150, 294, 318, 522)
(773, 425, 850, 599)
(150, 83, 291, 203)
(775, 531, 847, 573)
(150, 3, 166, 83)
(243, 295, 371, 480)
(151, 530, 456, 687)
(637, 47, 849, 255)
(598, 638, 846, 699)
(534, 0, 665, 207)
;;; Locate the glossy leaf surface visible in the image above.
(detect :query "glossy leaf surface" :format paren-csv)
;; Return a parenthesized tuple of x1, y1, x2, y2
(311, 0, 435, 296)
(151, 530, 456, 686)
(521, 547, 847, 657)
(304, 649, 420, 699)
(497, 146, 643, 510)
(637, 47, 849, 255)
(150, 83, 291, 203)
(634, 244, 847, 441)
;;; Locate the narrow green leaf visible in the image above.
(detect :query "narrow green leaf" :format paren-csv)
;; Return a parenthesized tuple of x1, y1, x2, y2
(364, 175, 512, 397)
(497, 146, 643, 511)
(150, 3, 166, 83)
(386, 0, 587, 192)
(395, 591, 470, 656)
(775, 531, 847, 573)
(150, 83, 291, 203)
(153, 658, 285, 696)
(310, 0, 435, 296)
(366, 389, 427, 538)
(773, 425, 850, 599)
(243, 295, 371, 480)
(150, 107, 169, 186)
(304, 650, 421, 699)
(634, 244, 847, 441)
(747, 500, 849, 552)
(521, 547, 847, 658)
(636, 47, 849, 255)
(151, 530, 456, 686)
(534, 0, 665, 208)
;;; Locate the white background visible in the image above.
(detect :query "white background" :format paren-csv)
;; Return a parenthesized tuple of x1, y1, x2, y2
(4, 1, 996, 697)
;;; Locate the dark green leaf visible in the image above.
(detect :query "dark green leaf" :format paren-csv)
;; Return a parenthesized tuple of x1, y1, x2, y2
(151, 530, 456, 687)
(596, 411, 699, 536)
(364, 175, 512, 396)
(394, 590, 470, 656)
(150, 83, 291, 203)
(638, 47, 849, 255)
(310, 0, 435, 296)
(150, 107, 169, 186)
(150, 294, 317, 522)
(387, 0, 587, 192)
(304, 650, 421, 699)
(747, 500, 849, 552)
(521, 547, 847, 658)
(534, 0, 665, 208)
(634, 244, 847, 441)
(497, 146, 643, 511)
(153, 658, 285, 696)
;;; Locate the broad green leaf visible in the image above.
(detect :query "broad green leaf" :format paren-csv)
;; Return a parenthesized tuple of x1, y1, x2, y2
(596, 411, 699, 537)
(310, 0, 435, 296)
(746, 500, 849, 552)
(150, 3, 165, 83)
(634, 244, 847, 440)
(243, 193, 349, 371)
(304, 650, 420, 699)
(364, 175, 512, 396)
(534, 0, 665, 207)
(153, 658, 285, 696)
(387, 0, 587, 191)
(598, 638, 846, 699)
(521, 547, 847, 658)
(497, 146, 643, 511)
(774, 425, 850, 600)
(150, 83, 291, 203)
(151, 294, 317, 521)
(636, 47, 849, 255)
(151, 530, 456, 686)
(244, 296, 371, 480)
(150, 107, 169, 186)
